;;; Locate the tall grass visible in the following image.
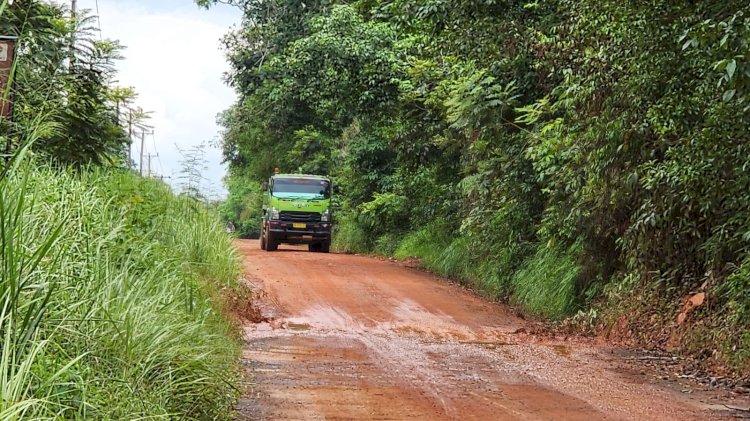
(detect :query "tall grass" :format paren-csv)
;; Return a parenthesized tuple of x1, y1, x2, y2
(395, 225, 471, 278)
(0, 161, 241, 419)
(393, 224, 508, 300)
(511, 244, 580, 319)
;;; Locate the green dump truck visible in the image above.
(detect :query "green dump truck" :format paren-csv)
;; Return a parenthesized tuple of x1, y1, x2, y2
(260, 174, 333, 253)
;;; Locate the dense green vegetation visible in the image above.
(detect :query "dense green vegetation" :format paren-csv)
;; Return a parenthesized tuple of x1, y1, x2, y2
(1, 0, 130, 164)
(1, 1, 243, 418)
(0, 157, 241, 419)
(219, 175, 263, 238)
(203, 0, 750, 374)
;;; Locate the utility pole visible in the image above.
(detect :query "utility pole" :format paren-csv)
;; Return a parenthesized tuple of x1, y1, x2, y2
(127, 110, 133, 167)
(70, 0, 77, 66)
(139, 131, 145, 176)
(139, 130, 155, 176)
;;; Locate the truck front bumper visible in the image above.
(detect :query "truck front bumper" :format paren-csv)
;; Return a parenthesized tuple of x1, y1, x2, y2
(268, 221, 332, 244)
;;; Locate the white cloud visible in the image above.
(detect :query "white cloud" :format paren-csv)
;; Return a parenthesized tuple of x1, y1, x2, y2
(78, 0, 240, 198)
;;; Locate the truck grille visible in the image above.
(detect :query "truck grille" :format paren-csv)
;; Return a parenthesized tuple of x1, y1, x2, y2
(279, 211, 321, 222)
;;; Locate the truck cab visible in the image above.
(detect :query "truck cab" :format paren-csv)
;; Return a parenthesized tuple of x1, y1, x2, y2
(260, 174, 333, 253)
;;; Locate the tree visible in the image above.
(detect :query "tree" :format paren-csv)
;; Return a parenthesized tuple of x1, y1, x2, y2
(176, 142, 210, 202)
(2, 0, 136, 165)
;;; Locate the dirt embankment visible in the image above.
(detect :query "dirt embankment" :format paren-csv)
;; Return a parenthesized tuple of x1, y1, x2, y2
(233, 240, 748, 420)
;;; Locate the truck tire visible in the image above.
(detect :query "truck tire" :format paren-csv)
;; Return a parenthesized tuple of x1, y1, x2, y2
(309, 242, 329, 253)
(266, 232, 278, 251)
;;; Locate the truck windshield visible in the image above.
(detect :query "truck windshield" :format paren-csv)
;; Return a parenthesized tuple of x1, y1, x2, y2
(273, 178, 330, 199)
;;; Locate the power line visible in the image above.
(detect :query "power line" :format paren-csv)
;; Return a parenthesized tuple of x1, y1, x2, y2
(157, 154, 165, 176)
(148, 130, 165, 177)
(132, 132, 141, 171)
(151, 131, 166, 176)
(145, 153, 158, 177)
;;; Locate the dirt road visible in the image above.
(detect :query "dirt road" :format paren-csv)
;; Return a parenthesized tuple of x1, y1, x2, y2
(234, 240, 744, 420)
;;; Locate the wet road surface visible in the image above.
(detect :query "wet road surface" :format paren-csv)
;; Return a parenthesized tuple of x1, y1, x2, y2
(234, 240, 742, 420)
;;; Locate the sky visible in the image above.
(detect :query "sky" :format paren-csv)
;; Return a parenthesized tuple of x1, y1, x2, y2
(77, 0, 241, 199)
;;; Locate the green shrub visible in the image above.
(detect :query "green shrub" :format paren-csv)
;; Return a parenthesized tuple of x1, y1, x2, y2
(332, 214, 371, 254)
(374, 232, 403, 256)
(720, 258, 750, 326)
(715, 257, 750, 369)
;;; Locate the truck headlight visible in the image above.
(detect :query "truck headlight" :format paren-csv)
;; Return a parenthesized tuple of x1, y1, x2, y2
(321, 209, 331, 222)
(270, 207, 280, 220)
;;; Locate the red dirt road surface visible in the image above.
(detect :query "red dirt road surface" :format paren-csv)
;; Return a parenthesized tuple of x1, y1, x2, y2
(234, 240, 745, 420)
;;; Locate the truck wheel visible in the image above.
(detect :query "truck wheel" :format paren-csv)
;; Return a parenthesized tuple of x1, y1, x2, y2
(266, 233, 278, 251)
(321, 241, 330, 254)
(308, 243, 321, 253)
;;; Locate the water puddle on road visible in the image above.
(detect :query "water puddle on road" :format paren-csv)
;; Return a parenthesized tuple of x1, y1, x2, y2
(287, 322, 312, 331)
(552, 345, 572, 358)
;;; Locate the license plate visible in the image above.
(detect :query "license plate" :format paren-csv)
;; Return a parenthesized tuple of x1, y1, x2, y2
(293, 223, 307, 229)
